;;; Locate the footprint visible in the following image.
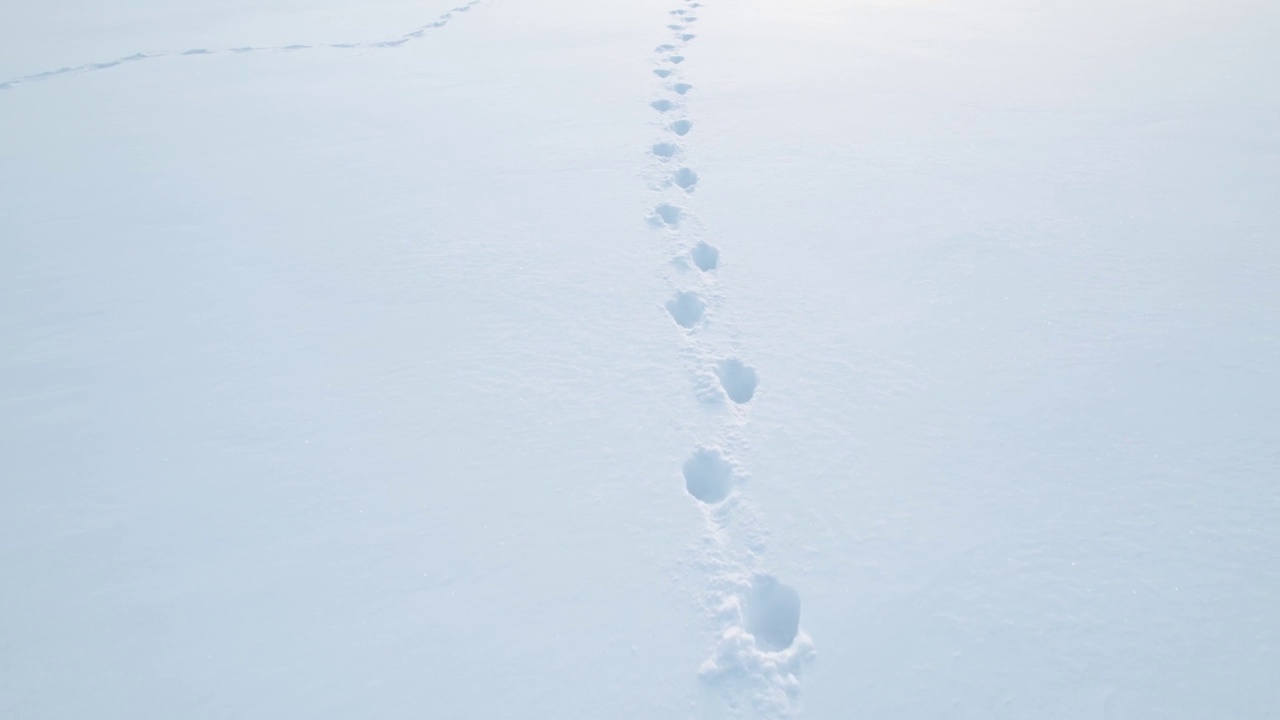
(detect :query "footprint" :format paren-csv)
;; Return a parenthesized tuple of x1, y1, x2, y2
(673, 83, 693, 95)
(667, 55, 686, 64)
(652, 142, 681, 159)
(669, 119, 693, 136)
(666, 290, 705, 328)
(673, 167, 698, 191)
(651, 99, 676, 112)
(330, 43, 358, 48)
(691, 241, 719, 271)
(182, 48, 211, 55)
(683, 447, 734, 504)
(744, 575, 802, 651)
(122, 53, 148, 62)
(90, 61, 121, 69)
(282, 44, 309, 51)
(230, 47, 256, 53)
(656, 44, 677, 52)
(716, 358, 758, 404)
(668, 24, 684, 31)
(652, 203, 683, 227)
(670, 8, 687, 14)
(374, 38, 408, 47)
(653, 69, 674, 78)
(681, 33, 696, 41)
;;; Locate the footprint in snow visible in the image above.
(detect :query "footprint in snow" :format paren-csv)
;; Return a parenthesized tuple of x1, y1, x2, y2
(668, 119, 693, 136)
(667, 55, 685, 64)
(182, 48, 211, 55)
(691, 241, 719, 271)
(672, 82, 693, 95)
(668, 24, 685, 31)
(683, 447, 735, 504)
(651, 99, 677, 112)
(745, 575, 802, 651)
(652, 203, 683, 227)
(673, 167, 698, 191)
(654, 69, 674, 78)
(652, 142, 681, 159)
(716, 358, 759, 404)
(656, 44, 677, 52)
(681, 33, 696, 41)
(666, 290, 706, 328)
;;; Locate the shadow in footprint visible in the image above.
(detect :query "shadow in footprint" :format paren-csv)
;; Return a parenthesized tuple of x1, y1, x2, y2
(652, 203, 683, 228)
(182, 48, 211, 55)
(666, 290, 705, 328)
(681, 33, 696, 41)
(653, 68, 674, 78)
(651, 99, 676, 112)
(656, 44, 677, 52)
(669, 119, 693, 136)
(745, 575, 801, 651)
(667, 55, 686, 64)
(716, 358, 758, 404)
(683, 447, 734, 504)
(673, 83, 693, 95)
(652, 142, 680, 159)
(673, 167, 698, 191)
(691, 241, 719, 271)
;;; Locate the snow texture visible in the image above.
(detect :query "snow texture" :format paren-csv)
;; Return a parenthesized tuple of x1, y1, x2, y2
(2, 0, 1279, 718)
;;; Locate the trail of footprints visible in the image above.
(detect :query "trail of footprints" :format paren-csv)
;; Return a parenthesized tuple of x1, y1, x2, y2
(0, 0, 483, 91)
(645, 1, 813, 714)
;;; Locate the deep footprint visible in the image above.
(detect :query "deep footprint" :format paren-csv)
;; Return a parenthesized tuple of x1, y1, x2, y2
(673, 83, 693, 95)
(716, 358, 759, 404)
(683, 447, 734, 504)
(651, 99, 676, 112)
(653, 68, 674, 78)
(669, 119, 693, 136)
(666, 290, 705, 328)
(745, 575, 802, 651)
(673, 167, 698, 190)
(691, 241, 719, 271)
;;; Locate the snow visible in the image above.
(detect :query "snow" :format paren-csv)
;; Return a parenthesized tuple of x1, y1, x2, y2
(2, 0, 1278, 717)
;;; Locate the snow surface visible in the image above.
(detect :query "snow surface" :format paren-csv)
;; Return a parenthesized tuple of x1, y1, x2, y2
(2, 0, 1279, 717)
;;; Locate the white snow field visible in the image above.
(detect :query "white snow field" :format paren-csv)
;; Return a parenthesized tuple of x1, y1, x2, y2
(2, 0, 1278, 717)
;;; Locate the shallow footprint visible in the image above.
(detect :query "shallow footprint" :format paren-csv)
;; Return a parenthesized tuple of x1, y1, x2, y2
(716, 358, 758, 404)
(651, 99, 676, 112)
(691, 241, 719, 271)
(653, 68, 674, 78)
(669, 119, 693, 136)
(667, 55, 686, 64)
(673, 83, 693, 95)
(666, 290, 705, 328)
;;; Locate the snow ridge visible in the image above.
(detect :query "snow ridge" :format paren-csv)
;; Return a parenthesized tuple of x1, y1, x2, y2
(0, 0, 484, 91)
(645, 3, 815, 717)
